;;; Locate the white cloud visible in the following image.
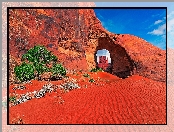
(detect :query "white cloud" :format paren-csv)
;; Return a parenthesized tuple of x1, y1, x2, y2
(148, 24, 166, 35)
(154, 20, 163, 25)
(147, 9, 174, 49)
(148, 14, 166, 36)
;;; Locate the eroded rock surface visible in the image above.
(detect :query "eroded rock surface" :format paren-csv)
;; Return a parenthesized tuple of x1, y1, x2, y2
(9, 55, 19, 85)
(9, 9, 166, 82)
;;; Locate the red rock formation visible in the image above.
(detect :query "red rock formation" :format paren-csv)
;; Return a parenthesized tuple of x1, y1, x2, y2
(9, 8, 166, 82)
(9, 55, 19, 85)
(98, 56, 109, 70)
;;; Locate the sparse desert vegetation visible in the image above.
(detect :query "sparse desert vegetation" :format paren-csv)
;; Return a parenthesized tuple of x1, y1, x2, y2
(9, 46, 166, 124)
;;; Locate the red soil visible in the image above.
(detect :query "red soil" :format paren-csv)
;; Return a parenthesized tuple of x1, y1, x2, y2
(9, 72, 166, 124)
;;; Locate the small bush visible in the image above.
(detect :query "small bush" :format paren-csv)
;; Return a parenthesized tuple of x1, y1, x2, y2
(34, 63, 49, 76)
(21, 45, 58, 79)
(83, 73, 90, 78)
(14, 45, 67, 82)
(21, 45, 57, 64)
(90, 67, 103, 72)
(51, 63, 66, 77)
(14, 62, 35, 82)
(9, 96, 16, 103)
(89, 78, 95, 83)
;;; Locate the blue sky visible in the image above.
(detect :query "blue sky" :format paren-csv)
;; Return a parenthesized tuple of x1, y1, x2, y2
(94, 8, 166, 50)
(94, 2, 174, 50)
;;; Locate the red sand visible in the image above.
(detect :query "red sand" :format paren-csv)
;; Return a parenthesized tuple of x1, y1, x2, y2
(9, 72, 166, 124)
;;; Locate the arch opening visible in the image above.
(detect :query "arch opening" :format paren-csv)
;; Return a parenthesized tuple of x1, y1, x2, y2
(95, 49, 112, 73)
(94, 37, 135, 79)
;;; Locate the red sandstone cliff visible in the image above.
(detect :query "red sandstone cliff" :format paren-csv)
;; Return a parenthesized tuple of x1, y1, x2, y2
(98, 56, 109, 70)
(9, 8, 166, 82)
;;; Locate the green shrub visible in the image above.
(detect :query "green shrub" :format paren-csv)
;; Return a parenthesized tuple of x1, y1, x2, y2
(89, 78, 95, 83)
(33, 62, 49, 76)
(9, 96, 16, 103)
(22, 45, 57, 64)
(51, 63, 66, 77)
(14, 45, 67, 82)
(90, 67, 103, 72)
(14, 62, 35, 82)
(21, 45, 58, 78)
(83, 73, 90, 78)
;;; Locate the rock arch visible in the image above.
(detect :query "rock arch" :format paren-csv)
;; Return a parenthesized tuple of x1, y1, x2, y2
(92, 37, 135, 78)
(8, 9, 166, 82)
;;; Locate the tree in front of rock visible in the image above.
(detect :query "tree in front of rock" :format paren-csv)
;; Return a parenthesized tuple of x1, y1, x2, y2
(14, 45, 66, 82)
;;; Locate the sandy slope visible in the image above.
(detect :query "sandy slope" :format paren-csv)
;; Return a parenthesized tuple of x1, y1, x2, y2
(9, 72, 166, 124)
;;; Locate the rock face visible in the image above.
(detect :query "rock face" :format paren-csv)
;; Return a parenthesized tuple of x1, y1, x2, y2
(97, 56, 109, 71)
(9, 8, 166, 82)
(9, 55, 19, 85)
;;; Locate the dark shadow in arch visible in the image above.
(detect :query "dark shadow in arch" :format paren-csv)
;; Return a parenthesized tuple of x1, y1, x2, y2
(94, 37, 135, 79)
